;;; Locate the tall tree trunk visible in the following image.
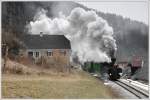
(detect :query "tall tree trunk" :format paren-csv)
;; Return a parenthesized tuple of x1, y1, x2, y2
(3, 44, 8, 73)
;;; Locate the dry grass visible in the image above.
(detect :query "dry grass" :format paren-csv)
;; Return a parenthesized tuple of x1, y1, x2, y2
(2, 59, 39, 75)
(2, 59, 119, 98)
(2, 71, 119, 99)
(19, 55, 69, 72)
(2, 59, 70, 75)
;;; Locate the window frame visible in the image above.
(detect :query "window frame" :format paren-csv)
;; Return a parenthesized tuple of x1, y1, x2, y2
(28, 51, 33, 57)
(47, 50, 53, 57)
(35, 51, 40, 58)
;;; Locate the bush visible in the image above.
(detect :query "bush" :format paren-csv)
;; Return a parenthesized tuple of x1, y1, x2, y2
(13, 66, 23, 74)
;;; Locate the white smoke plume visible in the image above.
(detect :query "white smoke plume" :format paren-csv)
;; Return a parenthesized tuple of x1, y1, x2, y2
(27, 7, 117, 63)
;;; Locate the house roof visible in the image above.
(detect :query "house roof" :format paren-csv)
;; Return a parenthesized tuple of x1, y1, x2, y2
(23, 34, 71, 49)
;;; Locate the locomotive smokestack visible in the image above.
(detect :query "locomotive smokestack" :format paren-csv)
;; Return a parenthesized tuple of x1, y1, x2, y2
(111, 58, 116, 65)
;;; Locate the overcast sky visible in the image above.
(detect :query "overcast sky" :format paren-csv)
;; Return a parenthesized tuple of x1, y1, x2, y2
(77, 1, 148, 25)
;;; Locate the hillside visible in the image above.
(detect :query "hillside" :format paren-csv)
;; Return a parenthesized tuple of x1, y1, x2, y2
(2, 59, 118, 98)
(2, 1, 148, 80)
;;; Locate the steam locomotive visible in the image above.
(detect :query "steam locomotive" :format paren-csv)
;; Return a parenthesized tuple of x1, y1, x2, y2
(83, 58, 122, 80)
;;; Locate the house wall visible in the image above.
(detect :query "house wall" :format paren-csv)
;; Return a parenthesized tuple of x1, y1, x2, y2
(20, 49, 71, 66)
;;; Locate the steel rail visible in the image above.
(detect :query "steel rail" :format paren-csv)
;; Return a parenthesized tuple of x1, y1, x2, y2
(115, 80, 149, 99)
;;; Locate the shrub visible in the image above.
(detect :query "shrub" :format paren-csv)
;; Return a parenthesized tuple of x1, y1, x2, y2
(12, 66, 23, 74)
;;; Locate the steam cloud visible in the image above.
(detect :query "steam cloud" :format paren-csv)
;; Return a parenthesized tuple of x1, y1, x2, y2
(27, 7, 117, 63)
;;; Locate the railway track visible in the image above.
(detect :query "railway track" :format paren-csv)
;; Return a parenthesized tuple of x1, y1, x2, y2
(115, 80, 149, 99)
(125, 79, 149, 91)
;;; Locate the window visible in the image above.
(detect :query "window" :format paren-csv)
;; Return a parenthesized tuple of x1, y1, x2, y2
(28, 51, 33, 57)
(60, 50, 66, 56)
(47, 51, 53, 56)
(35, 52, 39, 57)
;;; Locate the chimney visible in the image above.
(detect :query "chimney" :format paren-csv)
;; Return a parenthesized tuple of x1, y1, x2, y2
(40, 32, 43, 37)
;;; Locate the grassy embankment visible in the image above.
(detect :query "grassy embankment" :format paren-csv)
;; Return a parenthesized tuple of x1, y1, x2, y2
(2, 60, 119, 99)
